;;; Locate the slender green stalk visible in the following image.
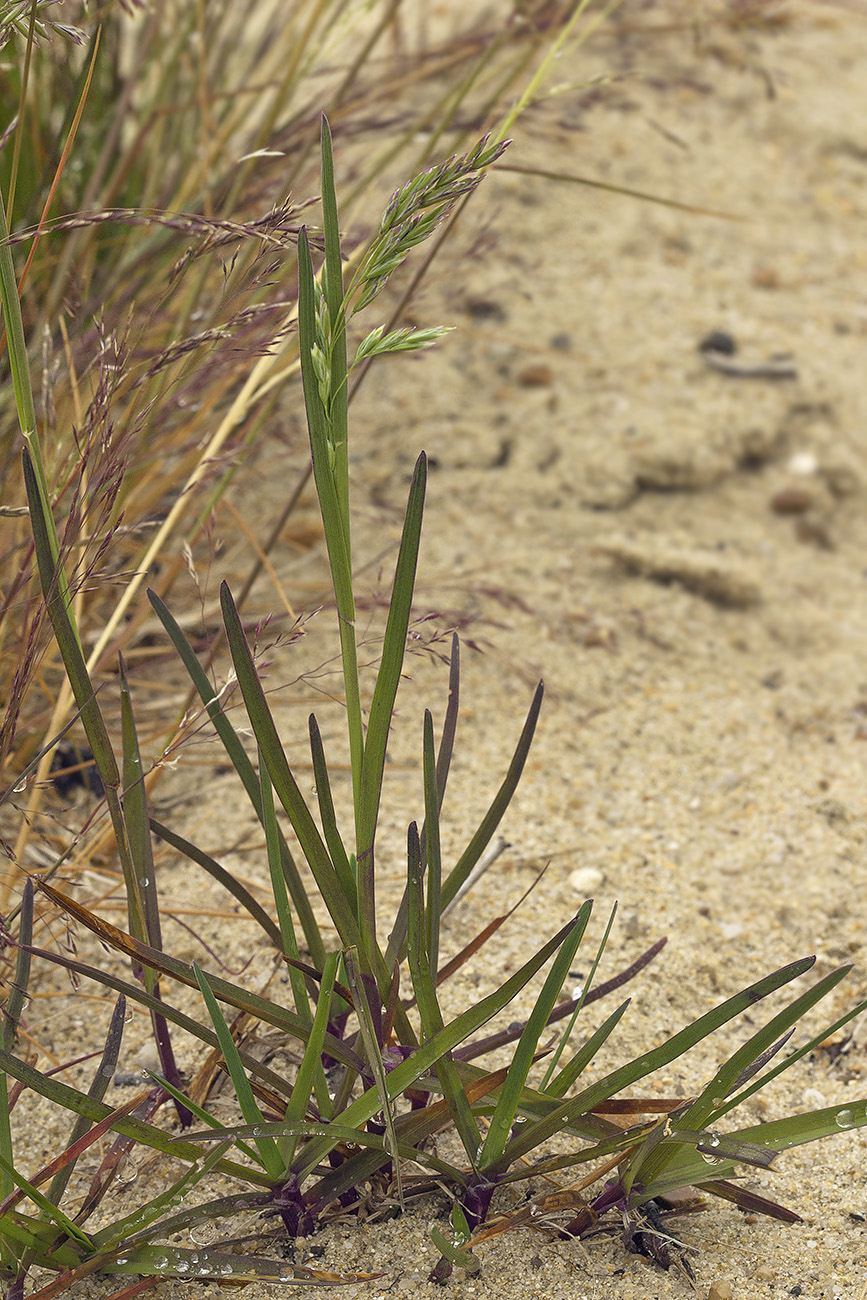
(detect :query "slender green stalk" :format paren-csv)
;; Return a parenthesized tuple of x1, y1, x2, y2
(0, 878, 32, 1250)
(406, 822, 481, 1168)
(146, 588, 324, 965)
(478, 901, 592, 1173)
(193, 964, 284, 1181)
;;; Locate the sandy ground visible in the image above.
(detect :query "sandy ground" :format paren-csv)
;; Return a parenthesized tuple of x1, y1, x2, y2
(15, 4, 867, 1298)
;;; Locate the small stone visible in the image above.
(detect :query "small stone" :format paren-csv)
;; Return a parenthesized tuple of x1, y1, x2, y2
(517, 364, 553, 387)
(568, 867, 604, 896)
(699, 329, 737, 355)
(707, 1283, 733, 1300)
(752, 263, 780, 288)
(465, 297, 506, 322)
(787, 450, 818, 476)
(755, 1265, 774, 1282)
(770, 486, 814, 515)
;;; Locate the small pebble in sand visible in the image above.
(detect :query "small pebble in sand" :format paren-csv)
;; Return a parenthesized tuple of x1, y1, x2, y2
(707, 1282, 733, 1300)
(770, 486, 814, 515)
(568, 866, 604, 895)
(698, 329, 737, 356)
(787, 450, 819, 476)
(517, 363, 553, 387)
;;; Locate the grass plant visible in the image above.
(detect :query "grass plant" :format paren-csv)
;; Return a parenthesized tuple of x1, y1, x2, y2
(1, 3, 865, 1297)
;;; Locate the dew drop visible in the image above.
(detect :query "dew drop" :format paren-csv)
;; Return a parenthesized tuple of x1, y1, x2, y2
(835, 1107, 856, 1129)
(115, 1257, 128, 1266)
(220, 1263, 234, 1276)
(115, 1161, 138, 1186)
(708, 1132, 721, 1148)
(279, 1265, 295, 1281)
(12, 778, 28, 793)
(153, 1255, 168, 1269)
(176, 1261, 190, 1273)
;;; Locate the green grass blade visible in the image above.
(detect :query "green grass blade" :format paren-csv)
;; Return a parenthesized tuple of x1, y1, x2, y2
(21, 448, 120, 792)
(320, 115, 349, 523)
(223, 582, 363, 946)
(316, 116, 363, 828)
(633, 963, 855, 1192)
(688, 964, 852, 1126)
(220, 580, 362, 950)
(406, 821, 481, 1167)
(3, 877, 33, 1054)
(1, 878, 32, 1212)
(344, 949, 404, 1209)
(545, 998, 631, 1100)
(116, 661, 187, 1114)
(192, 964, 284, 1180)
(628, 1094, 867, 1209)
(356, 451, 427, 956)
(479, 900, 593, 1173)
(543, 904, 618, 1094)
(0, 188, 37, 441)
(118, 654, 159, 956)
(501, 956, 817, 1165)
(716, 995, 867, 1120)
(307, 715, 355, 901)
(0, 187, 64, 604)
(146, 588, 324, 965)
(258, 746, 308, 1008)
(145, 1075, 262, 1168)
(0, 1214, 80, 1268)
(734, 1098, 867, 1151)
(281, 950, 340, 1161)
(441, 680, 543, 910)
(423, 711, 443, 972)
(384, 638, 460, 968)
(430, 1208, 481, 1276)
(109, 1243, 381, 1285)
(0, 1152, 94, 1250)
